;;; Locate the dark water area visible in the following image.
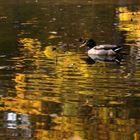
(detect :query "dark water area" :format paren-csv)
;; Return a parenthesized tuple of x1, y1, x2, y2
(0, 0, 140, 140)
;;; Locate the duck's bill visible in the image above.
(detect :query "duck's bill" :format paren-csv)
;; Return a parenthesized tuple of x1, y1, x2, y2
(80, 43, 86, 48)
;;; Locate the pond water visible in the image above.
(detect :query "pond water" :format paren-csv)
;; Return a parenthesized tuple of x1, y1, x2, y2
(0, 0, 140, 140)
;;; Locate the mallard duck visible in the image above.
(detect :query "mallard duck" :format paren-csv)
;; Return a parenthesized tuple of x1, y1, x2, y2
(80, 39, 122, 55)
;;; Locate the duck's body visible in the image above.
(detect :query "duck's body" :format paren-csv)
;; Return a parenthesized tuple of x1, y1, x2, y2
(88, 45, 119, 55)
(80, 39, 122, 56)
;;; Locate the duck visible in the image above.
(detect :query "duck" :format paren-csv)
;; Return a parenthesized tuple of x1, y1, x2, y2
(80, 39, 122, 55)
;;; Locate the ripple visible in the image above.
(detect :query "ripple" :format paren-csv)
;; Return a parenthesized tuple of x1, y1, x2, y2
(0, 2, 140, 140)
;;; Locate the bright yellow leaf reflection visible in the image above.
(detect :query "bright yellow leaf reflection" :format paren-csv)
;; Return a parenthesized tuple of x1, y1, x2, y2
(117, 6, 140, 44)
(44, 45, 58, 59)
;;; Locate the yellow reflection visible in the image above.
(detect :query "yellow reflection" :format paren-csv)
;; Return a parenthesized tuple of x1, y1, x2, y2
(48, 35, 61, 39)
(0, 38, 44, 115)
(134, 132, 139, 140)
(34, 116, 83, 140)
(1, 37, 95, 139)
(44, 45, 58, 59)
(117, 6, 140, 43)
(15, 73, 26, 96)
(19, 38, 41, 51)
(44, 45, 93, 78)
(2, 98, 42, 115)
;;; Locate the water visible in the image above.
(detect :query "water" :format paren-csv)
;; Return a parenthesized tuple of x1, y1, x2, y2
(0, 0, 140, 139)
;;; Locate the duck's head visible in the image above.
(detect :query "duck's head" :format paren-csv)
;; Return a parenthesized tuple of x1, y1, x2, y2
(80, 39, 96, 49)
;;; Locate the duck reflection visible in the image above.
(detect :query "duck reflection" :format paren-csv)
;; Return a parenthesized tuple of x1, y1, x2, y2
(85, 54, 122, 64)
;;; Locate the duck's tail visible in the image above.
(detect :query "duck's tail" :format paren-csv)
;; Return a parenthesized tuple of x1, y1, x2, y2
(112, 46, 122, 53)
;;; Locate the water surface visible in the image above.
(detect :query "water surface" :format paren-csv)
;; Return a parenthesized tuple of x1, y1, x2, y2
(0, 0, 140, 140)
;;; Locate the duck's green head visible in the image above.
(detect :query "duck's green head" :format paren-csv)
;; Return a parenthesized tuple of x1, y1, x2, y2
(80, 39, 96, 49)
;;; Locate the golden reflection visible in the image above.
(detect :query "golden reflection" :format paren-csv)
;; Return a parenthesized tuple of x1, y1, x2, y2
(1, 2, 140, 140)
(19, 38, 41, 51)
(0, 38, 44, 115)
(34, 116, 83, 140)
(2, 98, 42, 115)
(0, 35, 122, 140)
(117, 6, 140, 43)
(48, 34, 61, 39)
(44, 45, 58, 59)
(1, 34, 139, 139)
(134, 132, 139, 140)
(15, 73, 26, 95)
(44, 45, 95, 78)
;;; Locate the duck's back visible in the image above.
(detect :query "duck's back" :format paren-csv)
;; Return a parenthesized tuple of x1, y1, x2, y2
(94, 45, 117, 50)
(88, 47, 116, 55)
